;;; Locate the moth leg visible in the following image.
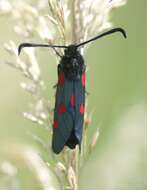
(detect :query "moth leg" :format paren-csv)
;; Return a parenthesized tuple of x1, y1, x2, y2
(52, 47, 62, 58)
(85, 89, 90, 96)
(53, 83, 57, 89)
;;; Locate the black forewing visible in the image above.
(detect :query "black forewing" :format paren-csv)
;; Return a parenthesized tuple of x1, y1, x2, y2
(74, 69, 85, 146)
(52, 64, 86, 154)
(52, 66, 74, 154)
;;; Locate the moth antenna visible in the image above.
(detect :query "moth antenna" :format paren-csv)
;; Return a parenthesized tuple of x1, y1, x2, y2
(76, 27, 127, 48)
(18, 43, 68, 55)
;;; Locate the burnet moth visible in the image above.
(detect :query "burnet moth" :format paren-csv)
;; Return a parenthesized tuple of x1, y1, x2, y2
(18, 28, 126, 154)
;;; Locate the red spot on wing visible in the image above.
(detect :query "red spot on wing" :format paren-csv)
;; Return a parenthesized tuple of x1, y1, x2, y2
(58, 103, 66, 114)
(81, 72, 86, 87)
(53, 120, 59, 128)
(80, 103, 85, 114)
(58, 71, 65, 86)
(70, 95, 76, 107)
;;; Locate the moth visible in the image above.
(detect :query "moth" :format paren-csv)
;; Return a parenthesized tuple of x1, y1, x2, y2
(18, 28, 126, 154)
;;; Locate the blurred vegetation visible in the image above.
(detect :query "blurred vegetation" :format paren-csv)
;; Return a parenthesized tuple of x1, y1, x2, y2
(0, 0, 147, 190)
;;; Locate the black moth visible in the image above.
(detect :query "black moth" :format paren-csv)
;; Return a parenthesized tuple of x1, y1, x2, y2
(18, 28, 126, 154)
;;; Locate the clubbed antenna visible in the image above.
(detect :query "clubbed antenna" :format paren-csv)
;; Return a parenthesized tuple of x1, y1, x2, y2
(18, 28, 127, 55)
(18, 43, 68, 55)
(76, 27, 127, 48)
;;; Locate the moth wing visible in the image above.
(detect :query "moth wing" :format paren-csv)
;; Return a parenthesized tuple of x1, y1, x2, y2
(74, 71, 85, 145)
(52, 70, 74, 154)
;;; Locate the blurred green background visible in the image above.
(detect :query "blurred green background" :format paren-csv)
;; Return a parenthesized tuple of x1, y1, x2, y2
(0, 0, 147, 190)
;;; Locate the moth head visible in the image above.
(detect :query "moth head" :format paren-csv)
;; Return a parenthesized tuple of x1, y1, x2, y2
(64, 45, 78, 57)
